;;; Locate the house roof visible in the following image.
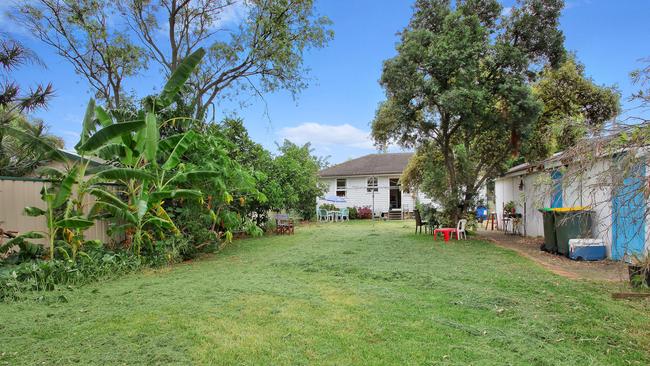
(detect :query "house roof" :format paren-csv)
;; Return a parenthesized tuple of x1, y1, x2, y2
(319, 153, 413, 178)
(59, 149, 106, 166)
(501, 152, 564, 178)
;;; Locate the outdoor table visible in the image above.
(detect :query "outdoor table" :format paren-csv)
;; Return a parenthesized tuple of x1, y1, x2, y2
(327, 210, 341, 222)
(433, 228, 457, 242)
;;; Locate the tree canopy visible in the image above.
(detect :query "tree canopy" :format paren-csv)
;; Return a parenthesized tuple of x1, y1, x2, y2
(16, 0, 333, 119)
(523, 57, 620, 161)
(372, 0, 566, 221)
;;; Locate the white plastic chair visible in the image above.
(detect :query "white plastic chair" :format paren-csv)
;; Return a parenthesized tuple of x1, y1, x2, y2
(456, 219, 467, 240)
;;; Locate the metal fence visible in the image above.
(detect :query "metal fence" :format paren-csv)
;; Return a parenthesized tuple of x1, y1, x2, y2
(0, 176, 116, 246)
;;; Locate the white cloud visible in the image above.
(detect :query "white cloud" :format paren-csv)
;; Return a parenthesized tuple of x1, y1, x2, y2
(214, 0, 249, 28)
(501, 7, 512, 16)
(279, 122, 375, 149)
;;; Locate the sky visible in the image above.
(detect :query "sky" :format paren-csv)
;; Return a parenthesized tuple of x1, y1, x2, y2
(2, 0, 650, 164)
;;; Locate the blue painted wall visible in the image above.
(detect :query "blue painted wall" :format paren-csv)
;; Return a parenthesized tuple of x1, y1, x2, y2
(550, 170, 563, 208)
(612, 164, 646, 260)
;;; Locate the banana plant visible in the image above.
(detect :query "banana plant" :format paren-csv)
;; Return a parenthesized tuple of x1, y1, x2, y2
(6, 167, 95, 260)
(80, 48, 218, 255)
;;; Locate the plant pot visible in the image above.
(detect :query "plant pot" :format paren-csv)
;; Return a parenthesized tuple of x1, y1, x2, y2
(628, 265, 650, 287)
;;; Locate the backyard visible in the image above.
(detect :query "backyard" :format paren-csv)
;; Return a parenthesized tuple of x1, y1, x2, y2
(1, 221, 649, 365)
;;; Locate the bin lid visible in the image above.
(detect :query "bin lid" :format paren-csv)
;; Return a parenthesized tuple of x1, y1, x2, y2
(569, 239, 604, 248)
(552, 206, 591, 212)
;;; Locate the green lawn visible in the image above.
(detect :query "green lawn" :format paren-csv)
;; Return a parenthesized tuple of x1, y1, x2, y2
(1, 221, 649, 365)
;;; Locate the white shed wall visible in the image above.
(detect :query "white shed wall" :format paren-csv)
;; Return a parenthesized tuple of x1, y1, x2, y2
(494, 158, 640, 259)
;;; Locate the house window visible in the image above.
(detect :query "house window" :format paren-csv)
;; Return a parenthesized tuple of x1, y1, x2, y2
(336, 179, 346, 197)
(367, 177, 378, 192)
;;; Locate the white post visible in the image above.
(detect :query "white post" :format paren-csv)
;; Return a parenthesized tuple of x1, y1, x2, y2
(372, 176, 376, 221)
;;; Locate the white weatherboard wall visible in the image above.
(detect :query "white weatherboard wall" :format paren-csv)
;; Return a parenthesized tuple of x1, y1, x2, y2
(318, 176, 431, 215)
(494, 158, 644, 259)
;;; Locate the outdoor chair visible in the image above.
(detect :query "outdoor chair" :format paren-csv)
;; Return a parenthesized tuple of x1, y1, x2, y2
(455, 219, 467, 240)
(339, 207, 350, 221)
(414, 209, 425, 234)
(318, 208, 330, 222)
(275, 214, 294, 235)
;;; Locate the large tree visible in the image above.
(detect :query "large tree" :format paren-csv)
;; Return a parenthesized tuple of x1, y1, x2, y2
(372, 0, 566, 221)
(523, 57, 620, 161)
(15, 0, 146, 108)
(16, 0, 333, 119)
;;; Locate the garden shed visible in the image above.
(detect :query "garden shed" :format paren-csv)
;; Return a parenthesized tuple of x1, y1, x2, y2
(495, 152, 648, 260)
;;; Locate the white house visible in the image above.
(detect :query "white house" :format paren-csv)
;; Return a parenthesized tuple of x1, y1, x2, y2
(318, 153, 432, 218)
(495, 152, 649, 260)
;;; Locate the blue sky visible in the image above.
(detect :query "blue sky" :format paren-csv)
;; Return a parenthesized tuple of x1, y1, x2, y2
(2, 0, 650, 164)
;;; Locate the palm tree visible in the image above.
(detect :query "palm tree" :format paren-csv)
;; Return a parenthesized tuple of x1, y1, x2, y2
(0, 35, 61, 176)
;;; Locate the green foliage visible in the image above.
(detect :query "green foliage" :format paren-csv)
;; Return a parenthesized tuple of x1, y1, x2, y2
(0, 36, 62, 176)
(319, 203, 337, 211)
(348, 207, 358, 220)
(0, 248, 144, 301)
(16, 0, 147, 107)
(524, 57, 620, 161)
(272, 140, 327, 220)
(220, 118, 325, 223)
(18, 0, 333, 119)
(375, 0, 567, 221)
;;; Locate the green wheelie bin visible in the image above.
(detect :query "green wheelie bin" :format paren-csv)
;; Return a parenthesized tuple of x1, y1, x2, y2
(553, 208, 593, 257)
(538, 208, 557, 253)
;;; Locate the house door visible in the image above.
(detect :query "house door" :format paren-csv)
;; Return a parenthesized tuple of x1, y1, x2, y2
(612, 162, 646, 260)
(389, 178, 401, 209)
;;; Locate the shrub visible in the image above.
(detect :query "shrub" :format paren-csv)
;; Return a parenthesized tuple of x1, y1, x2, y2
(319, 203, 337, 211)
(348, 207, 358, 219)
(356, 206, 372, 219)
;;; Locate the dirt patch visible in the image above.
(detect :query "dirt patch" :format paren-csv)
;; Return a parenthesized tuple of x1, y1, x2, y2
(477, 229, 628, 282)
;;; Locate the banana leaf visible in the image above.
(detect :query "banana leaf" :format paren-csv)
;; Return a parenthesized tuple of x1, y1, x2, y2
(95, 143, 125, 161)
(94, 167, 154, 182)
(144, 112, 159, 163)
(78, 120, 145, 152)
(75, 98, 97, 151)
(88, 201, 137, 224)
(24, 206, 46, 217)
(157, 48, 206, 109)
(144, 217, 175, 230)
(150, 189, 202, 202)
(162, 130, 196, 170)
(56, 217, 95, 230)
(87, 188, 130, 211)
(94, 105, 113, 127)
(137, 199, 148, 220)
(159, 134, 184, 154)
(52, 165, 79, 209)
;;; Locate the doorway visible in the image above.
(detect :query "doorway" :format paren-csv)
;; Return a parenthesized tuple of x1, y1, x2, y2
(389, 178, 401, 210)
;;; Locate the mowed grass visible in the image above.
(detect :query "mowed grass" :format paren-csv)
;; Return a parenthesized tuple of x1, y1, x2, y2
(1, 221, 649, 365)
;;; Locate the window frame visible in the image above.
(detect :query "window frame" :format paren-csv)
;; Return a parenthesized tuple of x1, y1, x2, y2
(336, 178, 346, 197)
(367, 177, 378, 192)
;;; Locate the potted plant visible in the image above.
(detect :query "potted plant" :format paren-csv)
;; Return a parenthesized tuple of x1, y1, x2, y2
(503, 201, 516, 217)
(627, 250, 650, 287)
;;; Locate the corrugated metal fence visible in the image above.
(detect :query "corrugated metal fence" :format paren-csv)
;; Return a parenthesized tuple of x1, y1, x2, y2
(0, 176, 116, 246)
